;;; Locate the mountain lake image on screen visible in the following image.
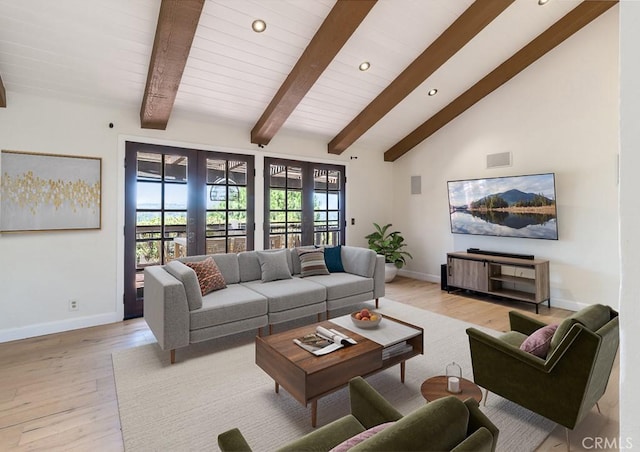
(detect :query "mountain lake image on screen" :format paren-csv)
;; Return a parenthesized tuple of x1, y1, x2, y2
(447, 173, 558, 240)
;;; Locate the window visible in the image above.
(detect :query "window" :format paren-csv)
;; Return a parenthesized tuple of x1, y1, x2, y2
(265, 158, 345, 249)
(203, 156, 252, 254)
(124, 142, 254, 319)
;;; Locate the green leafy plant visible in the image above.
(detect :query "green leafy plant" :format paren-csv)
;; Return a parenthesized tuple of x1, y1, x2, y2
(365, 223, 413, 268)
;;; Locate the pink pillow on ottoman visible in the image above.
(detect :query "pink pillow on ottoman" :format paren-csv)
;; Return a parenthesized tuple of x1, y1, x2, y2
(520, 324, 558, 358)
(329, 422, 395, 452)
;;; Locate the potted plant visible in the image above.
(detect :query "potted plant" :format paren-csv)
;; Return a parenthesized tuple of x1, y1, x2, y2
(365, 223, 413, 282)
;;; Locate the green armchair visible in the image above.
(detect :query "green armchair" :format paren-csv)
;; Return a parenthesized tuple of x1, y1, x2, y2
(218, 376, 499, 452)
(466, 304, 619, 431)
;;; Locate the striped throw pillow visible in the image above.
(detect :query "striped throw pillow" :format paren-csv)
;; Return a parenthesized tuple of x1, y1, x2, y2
(297, 249, 329, 277)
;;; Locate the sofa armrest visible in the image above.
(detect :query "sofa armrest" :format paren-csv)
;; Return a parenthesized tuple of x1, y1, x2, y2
(143, 266, 190, 352)
(373, 254, 385, 300)
(348, 377, 403, 429)
(508, 311, 548, 335)
(464, 398, 499, 452)
(218, 428, 253, 452)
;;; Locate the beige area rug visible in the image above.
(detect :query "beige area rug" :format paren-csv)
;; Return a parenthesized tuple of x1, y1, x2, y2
(112, 298, 556, 451)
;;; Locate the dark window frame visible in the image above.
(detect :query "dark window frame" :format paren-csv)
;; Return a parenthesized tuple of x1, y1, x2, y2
(264, 157, 346, 249)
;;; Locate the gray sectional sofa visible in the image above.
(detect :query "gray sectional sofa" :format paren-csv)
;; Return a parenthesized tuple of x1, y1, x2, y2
(143, 246, 385, 363)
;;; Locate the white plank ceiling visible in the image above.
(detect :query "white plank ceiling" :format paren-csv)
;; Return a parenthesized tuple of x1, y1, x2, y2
(0, 0, 609, 156)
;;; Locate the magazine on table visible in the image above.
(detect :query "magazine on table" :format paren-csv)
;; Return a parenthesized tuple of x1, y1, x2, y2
(293, 326, 357, 356)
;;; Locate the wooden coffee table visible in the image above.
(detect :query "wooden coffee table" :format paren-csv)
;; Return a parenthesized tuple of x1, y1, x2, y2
(420, 376, 483, 403)
(255, 315, 423, 427)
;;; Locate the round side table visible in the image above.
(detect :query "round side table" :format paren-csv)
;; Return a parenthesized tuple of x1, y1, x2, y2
(420, 376, 483, 403)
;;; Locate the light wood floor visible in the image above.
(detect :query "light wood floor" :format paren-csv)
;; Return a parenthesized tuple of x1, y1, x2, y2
(0, 277, 619, 451)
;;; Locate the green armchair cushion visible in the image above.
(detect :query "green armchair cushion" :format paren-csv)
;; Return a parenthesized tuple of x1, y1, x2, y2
(276, 415, 365, 452)
(550, 303, 611, 352)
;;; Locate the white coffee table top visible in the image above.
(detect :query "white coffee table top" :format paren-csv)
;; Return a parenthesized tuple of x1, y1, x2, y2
(330, 314, 421, 347)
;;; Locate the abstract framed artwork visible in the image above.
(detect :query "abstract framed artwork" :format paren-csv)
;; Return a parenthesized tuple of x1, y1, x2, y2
(0, 150, 102, 232)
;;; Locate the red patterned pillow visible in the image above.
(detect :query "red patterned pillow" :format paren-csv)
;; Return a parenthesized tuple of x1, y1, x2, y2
(185, 257, 226, 296)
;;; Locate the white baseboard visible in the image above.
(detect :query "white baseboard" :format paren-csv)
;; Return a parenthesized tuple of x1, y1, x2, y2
(396, 270, 586, 312)
(397, 268, 440, 283)
(0, 312, 121, 344)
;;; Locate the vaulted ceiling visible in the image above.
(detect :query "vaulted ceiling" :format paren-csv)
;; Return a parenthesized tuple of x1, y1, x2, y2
(0, 0, 617, 161)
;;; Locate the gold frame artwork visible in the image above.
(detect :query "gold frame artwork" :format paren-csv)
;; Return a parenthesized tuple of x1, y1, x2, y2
(0, 150, 102, 232)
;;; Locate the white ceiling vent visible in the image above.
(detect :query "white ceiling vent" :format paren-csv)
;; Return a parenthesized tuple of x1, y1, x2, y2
(487, 152, 512, 168)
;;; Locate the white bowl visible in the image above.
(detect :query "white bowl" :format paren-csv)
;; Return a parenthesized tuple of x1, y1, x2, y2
(350, 310, 382, 329)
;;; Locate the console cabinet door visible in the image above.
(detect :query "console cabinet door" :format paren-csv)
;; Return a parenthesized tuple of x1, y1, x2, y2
(448, 257, 488, 292)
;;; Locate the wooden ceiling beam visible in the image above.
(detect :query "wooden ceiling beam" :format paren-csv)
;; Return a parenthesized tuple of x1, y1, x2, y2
(327, 0, 514, 155)
(384, 0, 618, 162)
(251, 0, 377, 147)
(0, 75, 6, 108)
(140, 0, 205, 130)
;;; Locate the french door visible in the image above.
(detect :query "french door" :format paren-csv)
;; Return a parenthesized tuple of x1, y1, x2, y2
(264, 157, 345, 249)
(124, 142, 254, 319)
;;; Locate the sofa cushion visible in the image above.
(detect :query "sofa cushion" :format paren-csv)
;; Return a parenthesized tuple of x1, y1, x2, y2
(520, 324, 558, 358)
(211, 253, 241, 284)
(257, 249, 293, 282)
(164, 260, 203, 311)
(242, 278, 326, 312)
(190, 285, 268, 330)
(329, 422, 395, 452)
(184, 257, 227, 295)
(304, 272, 373, 300)
(179, 253, 240, 285)
(292, 246, 317, 275)
(550, 304, 611, 352)
(238, 250, 293, 282)
(324, 245, 345, 273)
(298, 248, 330, 277)
(341, 246, 376, 278)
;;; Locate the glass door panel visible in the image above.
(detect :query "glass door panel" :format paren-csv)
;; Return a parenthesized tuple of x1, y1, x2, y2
(265, 159, 345, 249)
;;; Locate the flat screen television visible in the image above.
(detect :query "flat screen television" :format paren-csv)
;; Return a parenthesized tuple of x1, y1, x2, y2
(447, 173, 558, 240)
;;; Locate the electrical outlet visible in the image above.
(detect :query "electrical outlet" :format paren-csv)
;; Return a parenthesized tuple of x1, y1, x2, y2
(69, 299, 79, 311)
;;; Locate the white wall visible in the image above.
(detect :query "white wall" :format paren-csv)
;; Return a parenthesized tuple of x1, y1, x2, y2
(619, 0, 640, 444)
(392, 7, 620, 312)
(0, 92, 393, 342)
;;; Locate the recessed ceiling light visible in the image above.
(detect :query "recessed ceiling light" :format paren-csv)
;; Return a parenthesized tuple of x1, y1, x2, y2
(538, 0, 549, 5)
(428, 88, 438, 96)
(252, 19, 266, 33)
(359, 61, 370, 71)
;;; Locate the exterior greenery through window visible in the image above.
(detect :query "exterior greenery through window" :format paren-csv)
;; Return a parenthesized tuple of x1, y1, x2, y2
(265, 158, 345, 249)
(124, 141, 254, 319)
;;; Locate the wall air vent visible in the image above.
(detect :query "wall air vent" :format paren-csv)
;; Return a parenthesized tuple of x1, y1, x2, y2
(487, 152, 512, 168)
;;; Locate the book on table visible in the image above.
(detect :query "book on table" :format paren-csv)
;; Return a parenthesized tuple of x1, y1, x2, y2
(293, 326, 357, 356)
